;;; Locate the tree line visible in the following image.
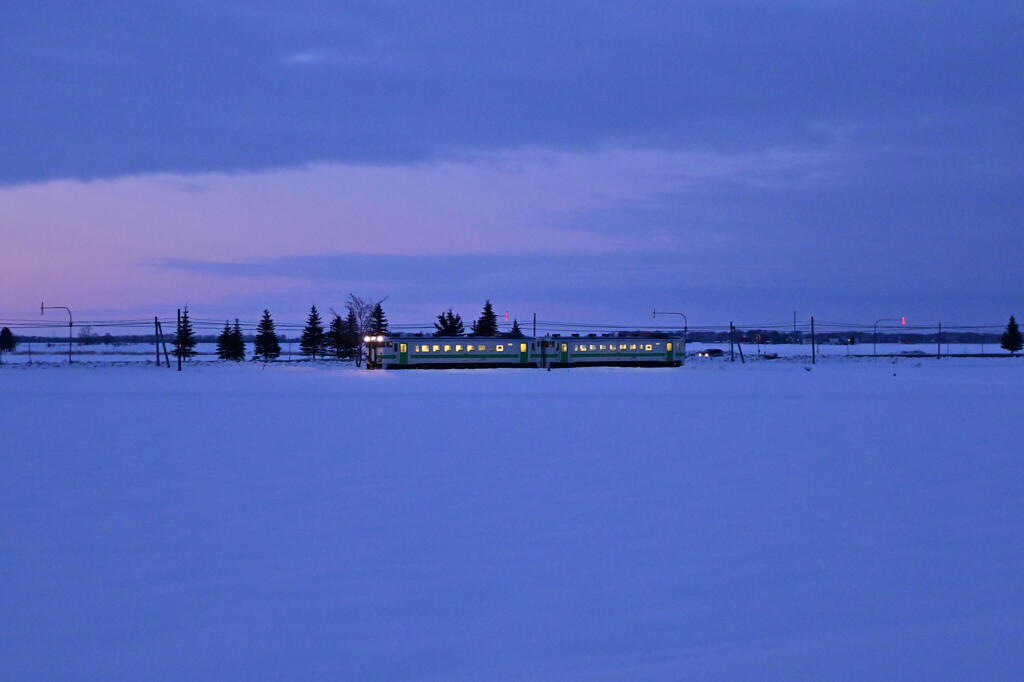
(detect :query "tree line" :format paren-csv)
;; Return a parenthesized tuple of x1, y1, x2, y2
(433, 300, 524, 338)
(2, 313, 1021, 364)
(172, 295, 390, 363)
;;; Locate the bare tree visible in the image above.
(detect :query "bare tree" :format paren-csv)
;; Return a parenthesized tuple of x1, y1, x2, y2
(344, 294, 387, 367)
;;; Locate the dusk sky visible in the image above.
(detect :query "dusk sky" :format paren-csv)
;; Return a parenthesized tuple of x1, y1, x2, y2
(2, 1, 1022, 328)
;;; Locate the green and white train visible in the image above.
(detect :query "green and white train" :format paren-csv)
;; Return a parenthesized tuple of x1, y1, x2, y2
(366, 334, 684, 369)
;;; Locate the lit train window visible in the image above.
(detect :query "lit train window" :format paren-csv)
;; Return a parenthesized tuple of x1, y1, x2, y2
(466, 344, 474, 352)
(630, 344, 637, 350)
(645, 344, 653, 351)
(455, 345, 463, 352)
(432, 345, 440, 352)
(619, 344, 627, 350)
(421, 346, 429, 353)
(400, 344, 407, 353)
(561, 343, 568, 352)
(479, 344, 488, 351)
(496, 344, 505, 352)
(444, 345, 452, 352)
(599, 344, 606, 350)
(667, 343, 673, 351)
(520, 343, 527, 353)
(589, 344, 596, 351)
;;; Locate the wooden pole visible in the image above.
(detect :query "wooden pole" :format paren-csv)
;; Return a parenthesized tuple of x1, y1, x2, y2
(176, 308, 182, 372)
(811, 315, 816, 364)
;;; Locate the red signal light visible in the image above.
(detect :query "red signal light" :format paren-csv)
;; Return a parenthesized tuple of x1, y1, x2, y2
(901, 316, 907, 325)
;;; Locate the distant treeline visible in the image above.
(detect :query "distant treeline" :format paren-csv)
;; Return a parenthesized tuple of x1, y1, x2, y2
(689, 330, 1003, 344)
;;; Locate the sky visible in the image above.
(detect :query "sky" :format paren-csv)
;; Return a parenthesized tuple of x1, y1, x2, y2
(2, 0, 1022, 330)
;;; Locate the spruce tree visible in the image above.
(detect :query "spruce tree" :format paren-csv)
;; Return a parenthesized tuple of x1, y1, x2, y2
(229, 319, 246, 361)
(341, 309, 360, 359)
(509, 318, 524, 338)
(216, 321, 233, 360)
(0, 326, 16, 364)
(253, 309, 281, 361)
(434, 310, 449, 336)
(1001, 315, 1022, 354)
(300, 305, 326, 359)
(173, 307, 198, 360)
(434, 308, 465, 336)
(369, 303, 389, 335)
(471, 300, 499, 336)
(328, 313, 347, 358)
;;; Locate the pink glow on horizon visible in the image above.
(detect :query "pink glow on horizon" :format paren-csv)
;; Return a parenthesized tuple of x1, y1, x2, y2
(0, 146, 827, 316)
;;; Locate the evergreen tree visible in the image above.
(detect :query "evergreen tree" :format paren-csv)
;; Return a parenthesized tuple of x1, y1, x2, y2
(1001, 315, 1022, 354)
(327, 313, 347, 358)
(434, 308, 465, 336)
(509, 318, 524, 338)
(216, 321, 233, 360)
(341, 309, 360, 359)
(471, 300, 499, 336)
(0, 326, 16, 364)
(253, 309, 281, 361)
(229, 319, 246, 361)
(173, 307, 198, 360)
(300, 305, 326, 359)
(369, 302, 389, 335)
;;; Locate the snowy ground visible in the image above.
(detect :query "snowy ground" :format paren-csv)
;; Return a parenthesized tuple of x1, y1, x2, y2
(2, 359, 1022, 681)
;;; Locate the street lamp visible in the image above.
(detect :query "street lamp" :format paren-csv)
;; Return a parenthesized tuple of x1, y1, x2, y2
(41, 302, 73, 364)
(653, 309, 687, 360)
(873, 318, 902, 356)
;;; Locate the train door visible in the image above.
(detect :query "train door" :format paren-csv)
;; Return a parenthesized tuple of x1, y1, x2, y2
(519, 342, 528, 364)
(666, 342, 674, 363)
(399, 343, 408, 365)
(560, 342, 569, 365)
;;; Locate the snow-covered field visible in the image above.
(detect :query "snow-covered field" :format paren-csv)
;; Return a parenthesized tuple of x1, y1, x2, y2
(2, 359, 1022, 681)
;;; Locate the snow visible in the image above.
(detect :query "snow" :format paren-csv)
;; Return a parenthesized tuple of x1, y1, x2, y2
(2, 359, 1022, 681)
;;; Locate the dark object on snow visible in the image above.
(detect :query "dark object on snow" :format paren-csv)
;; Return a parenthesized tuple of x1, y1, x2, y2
(1001, 316, 1022, 354)
(254, 309, 282, 361)
(0, 326, 16, 362)
(697, 348, 724, 357)
(173, 307, 198, 359)
(300, 305, 327, 359)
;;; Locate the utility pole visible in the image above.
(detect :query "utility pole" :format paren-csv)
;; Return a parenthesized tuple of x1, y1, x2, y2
(937, 322, 942, 359)
(729, 322, 735, 362)
(41, 302, 73, 364)
(154, 317, 161, 366)
(811, 315, 816, 364)
(176, 308, 182, 371)
(533, 312, 537, 338)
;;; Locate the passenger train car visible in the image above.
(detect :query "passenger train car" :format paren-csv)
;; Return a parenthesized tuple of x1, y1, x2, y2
(368, 333, 684, 369)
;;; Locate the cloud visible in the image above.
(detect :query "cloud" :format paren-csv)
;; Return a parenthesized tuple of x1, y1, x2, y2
(3, 1, 1022, 183)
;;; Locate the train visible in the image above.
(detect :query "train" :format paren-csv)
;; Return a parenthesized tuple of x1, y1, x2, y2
(364, 333, 685, 369)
